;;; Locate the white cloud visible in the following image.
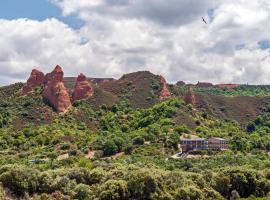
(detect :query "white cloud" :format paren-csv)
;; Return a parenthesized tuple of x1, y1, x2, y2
(1, 0, 270, 85)
(0, 18, 108, 85)
(52, 0, 214, 26)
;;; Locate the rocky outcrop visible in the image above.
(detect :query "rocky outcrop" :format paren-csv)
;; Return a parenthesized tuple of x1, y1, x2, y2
(159, 75, 172, 100)
(88, 78, 115, 85)
(196, 82, 213, 88)
(184, 86, 196, 106)
(72, 73, 94, 102)
(176, 81, 186, 86)
(42, 66, 71, 113)
(44, 65, 64, 84)
(22, 69, 45, 95)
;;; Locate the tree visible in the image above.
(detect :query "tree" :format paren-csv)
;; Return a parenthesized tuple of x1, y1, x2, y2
(99, 180, 129, 200)
(0, 166, 40, 195)
(174, 186, 204, 200)
(246, 122, 256, 133)
(127, 171, 158, 199)
(124, 144, 133, 155)
(74, 184, 93, 200)
(214, 174, 231, 197)
(103, 140, 118, 156)
(133, 136, 145, 145)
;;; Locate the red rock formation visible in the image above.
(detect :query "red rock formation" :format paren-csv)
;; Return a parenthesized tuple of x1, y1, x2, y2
(176, 81, 186, 86)
(184, 86, 196, 106)
(159, 75, 172, 100)
(44, 65, 64, 84)
(42, 66, 71, 113)
(22, 69, 45, 95)
(196, 82, 213, 88)
(72, 73, 94, 102)
(216, 84, 240, 89)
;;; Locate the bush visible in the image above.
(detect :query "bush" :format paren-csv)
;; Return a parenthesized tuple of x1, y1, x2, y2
(246, 122, 256, 133)
(127, 170, 158, 199)
(219, 168, 270, 198)
(0, 166, 40, 195)
(74, 184, 93, 200)
(60, 143, 70, 150)
(124, 144, 133, 155)
(99, 180, 130, 200)
(174, 186, 204, 200)
(133, 136, 145, 145)
(68, 149, 78, 156)
(103, 140, 118, 156)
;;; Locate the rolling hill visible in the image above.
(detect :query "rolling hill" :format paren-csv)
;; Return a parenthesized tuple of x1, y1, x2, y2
(0, 67, 270, 199)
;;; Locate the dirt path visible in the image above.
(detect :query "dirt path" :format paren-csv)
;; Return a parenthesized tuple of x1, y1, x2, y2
(57, 153, 69, 161)
(85, 151, 95, 159)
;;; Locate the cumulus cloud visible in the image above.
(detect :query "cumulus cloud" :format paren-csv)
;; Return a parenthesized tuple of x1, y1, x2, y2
(0, 18, 112, 85)
(1, 0, 270, 85)
(52, 0, 214, 26)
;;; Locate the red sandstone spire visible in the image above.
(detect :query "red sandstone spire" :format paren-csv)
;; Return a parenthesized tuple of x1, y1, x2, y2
(184, 86, 196, 106)
(72, 73, 94, 102)
(21, 69, 45, 95)
(158, 75, 172, 100)
(42, 65, 71, 113)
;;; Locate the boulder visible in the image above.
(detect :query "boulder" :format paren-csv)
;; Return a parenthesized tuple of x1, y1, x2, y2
(72, 73, 94, 102)
(42, 66, 71, 113)
(22, 69, 45, 95)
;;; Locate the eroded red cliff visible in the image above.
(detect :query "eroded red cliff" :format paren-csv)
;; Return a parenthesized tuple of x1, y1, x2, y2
(184, 86, 196, 106)
(22, 69, 45, 95)
(72, 73, 94, 102)
(42, 66, 71, 113)
(159, 75, 172, 100)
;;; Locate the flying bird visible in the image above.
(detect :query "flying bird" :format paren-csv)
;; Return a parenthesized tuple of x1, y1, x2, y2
(261, 55, 269, 61)
(202, 17, 207, 24)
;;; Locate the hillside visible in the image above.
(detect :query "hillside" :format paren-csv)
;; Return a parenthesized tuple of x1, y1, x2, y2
(0, 67, 270, 199)
(100, 71, 164, 109)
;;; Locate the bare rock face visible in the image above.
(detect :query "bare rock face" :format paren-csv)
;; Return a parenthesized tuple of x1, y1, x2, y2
(196, 82, 213, 88)
(44, 65, 64, 84)
(42, 66, 71, 113)
(22, 69, 45, 95)
(184, 86, 196, 106)
(159, 75, 172, 100)
(72, 73, 94, 102)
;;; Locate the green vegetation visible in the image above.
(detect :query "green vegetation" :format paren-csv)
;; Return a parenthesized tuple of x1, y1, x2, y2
(0, 78, 270, 199)
(174, 85, 270, 97)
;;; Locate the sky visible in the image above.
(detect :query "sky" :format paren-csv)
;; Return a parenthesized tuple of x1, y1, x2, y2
(0, 0, 270, 85)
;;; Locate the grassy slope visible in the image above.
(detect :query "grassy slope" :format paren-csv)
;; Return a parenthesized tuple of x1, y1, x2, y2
(196, 93, 270, 124)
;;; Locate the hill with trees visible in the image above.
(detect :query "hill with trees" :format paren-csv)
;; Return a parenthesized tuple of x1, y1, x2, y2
(0, 67, 269, 199)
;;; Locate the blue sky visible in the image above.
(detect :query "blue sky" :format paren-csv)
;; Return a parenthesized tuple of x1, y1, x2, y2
(0, 0, 83, 29)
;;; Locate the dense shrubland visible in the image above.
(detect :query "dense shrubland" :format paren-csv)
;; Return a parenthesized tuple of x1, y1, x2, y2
(0, 83, 270, 199)
(176, 85, 270, 97)
(0, 163, 269, 200)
